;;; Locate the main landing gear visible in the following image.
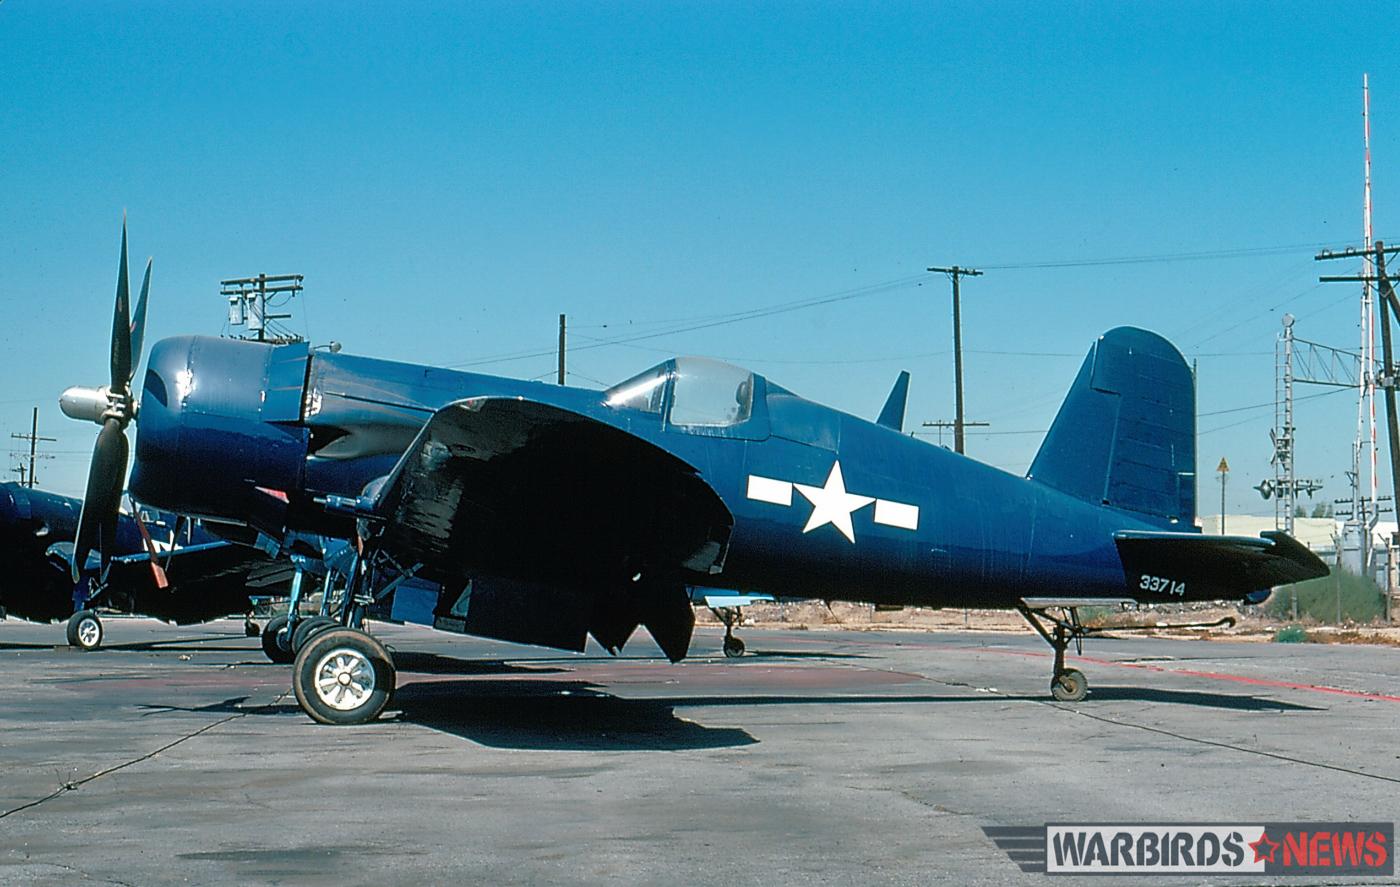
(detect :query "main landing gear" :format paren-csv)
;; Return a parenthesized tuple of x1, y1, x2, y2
(292, 627, 396, 726)
(287, 542, 417, 725)
(710, 606, 746, 658)
(259, 560, 351, 664)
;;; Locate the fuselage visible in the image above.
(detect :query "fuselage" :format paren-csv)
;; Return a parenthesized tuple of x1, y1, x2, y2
(129, 335, 1189, 609)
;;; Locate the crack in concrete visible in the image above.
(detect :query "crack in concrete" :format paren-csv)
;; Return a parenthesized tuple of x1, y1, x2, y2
(909, 670, 1400, 785)
(0, 693, 290, 821)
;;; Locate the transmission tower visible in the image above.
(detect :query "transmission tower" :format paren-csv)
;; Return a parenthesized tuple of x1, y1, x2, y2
(1265, 315, 1331, 533)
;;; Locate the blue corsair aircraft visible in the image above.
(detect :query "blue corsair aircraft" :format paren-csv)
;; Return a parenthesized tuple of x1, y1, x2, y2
(0, 482, 293, 650)
(61, 225, 1326, 724)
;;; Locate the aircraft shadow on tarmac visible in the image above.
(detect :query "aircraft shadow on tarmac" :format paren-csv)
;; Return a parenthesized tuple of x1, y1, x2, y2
(1078, 686, 1322, 711)
(383, 677, 1323, 750)
(390, 678, 760, 751)
(132, 681, 1320, 751)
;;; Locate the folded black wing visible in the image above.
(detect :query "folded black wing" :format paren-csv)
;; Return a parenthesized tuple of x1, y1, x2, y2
(372, 398, 733, 587)
(1115, 529, 1328, 602)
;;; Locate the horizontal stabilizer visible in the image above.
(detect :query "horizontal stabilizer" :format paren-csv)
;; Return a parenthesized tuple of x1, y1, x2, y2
(876, 371, 910, 432)
(1114, 529, 1328, 602)
(694, 591, 775, 608)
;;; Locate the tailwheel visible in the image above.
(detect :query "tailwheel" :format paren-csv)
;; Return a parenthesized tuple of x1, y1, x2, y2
(1051, 668, 1088, 702)
(66, 610, 103, 650)
(260, 614, 295, 664)
(292, 627, 396, 726)
(1017, 603, 1092, 702)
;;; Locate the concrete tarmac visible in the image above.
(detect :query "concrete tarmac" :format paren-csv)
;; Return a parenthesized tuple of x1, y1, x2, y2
(1, 617, 1398, 886)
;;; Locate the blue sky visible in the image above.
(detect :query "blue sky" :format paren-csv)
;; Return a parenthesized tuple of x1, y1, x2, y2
(2, 2, 1397, 517)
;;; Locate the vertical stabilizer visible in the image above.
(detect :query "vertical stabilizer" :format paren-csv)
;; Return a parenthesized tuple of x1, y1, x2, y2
(876, 371, 910, 432)
(1028, 328, 1196, 527)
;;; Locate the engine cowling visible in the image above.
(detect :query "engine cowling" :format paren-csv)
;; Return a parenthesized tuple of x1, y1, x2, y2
(130, 335, 311, 534)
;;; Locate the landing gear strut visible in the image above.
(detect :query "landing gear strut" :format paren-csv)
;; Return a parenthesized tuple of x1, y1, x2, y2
(711, 606, 746, 658)
(1015, 603, 1237, 702)
(287, 535, 417, 724)
(1016, 604, 1090, 702)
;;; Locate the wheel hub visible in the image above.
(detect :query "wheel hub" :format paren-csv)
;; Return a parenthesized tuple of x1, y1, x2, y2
(78, 619, 100, 647)
(313, 648, 375, 711)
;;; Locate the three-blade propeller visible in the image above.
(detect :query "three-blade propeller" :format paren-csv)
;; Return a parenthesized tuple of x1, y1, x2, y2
(64, 219, 152, 582)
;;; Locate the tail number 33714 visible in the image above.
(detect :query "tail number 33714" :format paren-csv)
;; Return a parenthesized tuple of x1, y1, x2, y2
(1139, 574, 1186, 596)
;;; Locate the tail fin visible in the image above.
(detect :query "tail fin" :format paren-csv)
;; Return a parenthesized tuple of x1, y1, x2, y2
(876, 371, 910, 431)
(1028, 327, 1195, 527)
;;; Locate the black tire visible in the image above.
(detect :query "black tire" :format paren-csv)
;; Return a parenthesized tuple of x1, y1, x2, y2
(261, 614, 295, 664)
(66, 610, 103, 650)
(292, 628, 395, 726)
(291, 615, 339, 654)
(1051, 668, 1088, 702)
(723, 636, 746, 658)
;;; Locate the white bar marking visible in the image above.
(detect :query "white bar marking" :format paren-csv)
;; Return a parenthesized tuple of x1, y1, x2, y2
(747, 475, 793, 506)
(874, 499, 919, 530)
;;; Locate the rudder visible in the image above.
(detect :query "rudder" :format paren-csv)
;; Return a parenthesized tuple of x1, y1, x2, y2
(1028, 327, 1195, 528)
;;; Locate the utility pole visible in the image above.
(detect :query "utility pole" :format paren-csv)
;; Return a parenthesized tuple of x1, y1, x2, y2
(221, 274, 305, 344)
(920, 419, 989, 449)
(927, 265, 983, 454)
(557, 314, 567, 385)
(10, 407, 55, 489)
(1217, 457, 1229, 534)
(1318, 240, 1400, 577)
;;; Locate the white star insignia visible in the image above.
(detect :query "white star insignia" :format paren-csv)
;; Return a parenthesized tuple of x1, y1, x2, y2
(746, 462, 920, 543)
(793, 461, 873, 543)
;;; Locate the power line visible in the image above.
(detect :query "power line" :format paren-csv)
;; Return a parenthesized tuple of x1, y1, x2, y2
(445, 275, 929, 369)
(981, 242, 1338, 271)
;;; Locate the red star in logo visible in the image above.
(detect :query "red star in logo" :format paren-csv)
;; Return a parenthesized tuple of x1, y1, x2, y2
(1249, 831, 1280, 864)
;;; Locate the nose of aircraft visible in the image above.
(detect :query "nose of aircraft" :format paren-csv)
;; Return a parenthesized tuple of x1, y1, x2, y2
(130, 335, 311, 531)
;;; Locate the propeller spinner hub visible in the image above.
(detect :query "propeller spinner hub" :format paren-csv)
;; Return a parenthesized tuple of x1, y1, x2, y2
(60, 385, 136, 427)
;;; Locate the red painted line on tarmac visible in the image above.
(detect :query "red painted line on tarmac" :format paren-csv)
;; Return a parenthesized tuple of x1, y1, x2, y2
(923, 641, 1400, 703)
(1073, 655, 1400, 703)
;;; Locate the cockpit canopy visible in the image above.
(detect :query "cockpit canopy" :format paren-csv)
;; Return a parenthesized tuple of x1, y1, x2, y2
(605, 357, 762, 434)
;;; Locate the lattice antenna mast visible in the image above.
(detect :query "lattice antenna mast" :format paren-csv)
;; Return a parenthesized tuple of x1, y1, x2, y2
(1363, 74, 1378, 528)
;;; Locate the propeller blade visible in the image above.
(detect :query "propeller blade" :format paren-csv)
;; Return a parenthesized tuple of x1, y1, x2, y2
(129, 258, 151, 382)
(70, 419, 129, 582)
(110, 221, 132, 391)
(128, 496, 170, 590)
